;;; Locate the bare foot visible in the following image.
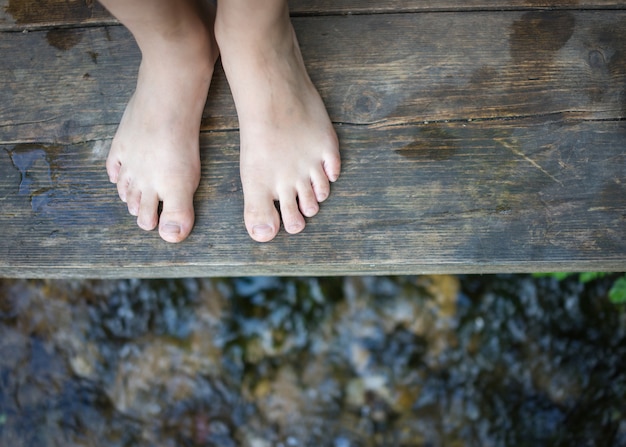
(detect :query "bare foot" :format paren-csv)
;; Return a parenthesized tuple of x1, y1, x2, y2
(104, 1, 218, 243)
(215, 1, 341, 242)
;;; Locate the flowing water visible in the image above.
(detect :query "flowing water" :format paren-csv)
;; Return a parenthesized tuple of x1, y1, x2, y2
(0, 275, 624, 446)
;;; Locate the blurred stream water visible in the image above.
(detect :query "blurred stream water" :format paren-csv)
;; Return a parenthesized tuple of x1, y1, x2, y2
(0, 275, 624, 446)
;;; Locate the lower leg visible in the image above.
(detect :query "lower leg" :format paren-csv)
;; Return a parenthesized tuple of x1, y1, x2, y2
(100, 0, 218, 243)
(215, 0, 341, 242)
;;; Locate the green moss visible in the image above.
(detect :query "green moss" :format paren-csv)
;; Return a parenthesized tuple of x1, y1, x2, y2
(533, 272, 626, 305)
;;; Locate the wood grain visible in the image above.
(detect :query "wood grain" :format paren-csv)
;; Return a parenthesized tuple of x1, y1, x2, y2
(1, 119, 624, 277)
(1, 6, 624, 277)
(290, 0, 625, 15)
(1, 0, 622, 29)
(3, 12, 626, 143)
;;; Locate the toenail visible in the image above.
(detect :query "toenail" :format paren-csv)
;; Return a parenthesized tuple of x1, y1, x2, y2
(161, 223, 182, 235)
(316, 191, 328, 202)
(286, 222, 304, 233)
(252, 224, 274, 237)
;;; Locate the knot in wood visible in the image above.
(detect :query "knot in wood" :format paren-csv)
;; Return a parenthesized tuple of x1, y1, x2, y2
(342, 83, 384, 124)
(588, 50, 606, 69)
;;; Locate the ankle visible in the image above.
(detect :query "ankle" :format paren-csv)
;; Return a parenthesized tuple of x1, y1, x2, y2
(215, 1, 291, 49)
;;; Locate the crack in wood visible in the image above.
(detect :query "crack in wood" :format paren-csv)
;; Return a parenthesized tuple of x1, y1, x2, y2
(496, 138, 564, 186)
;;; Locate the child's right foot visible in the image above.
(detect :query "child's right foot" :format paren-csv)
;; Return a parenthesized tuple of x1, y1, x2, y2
(215, 0, 341, 243)
(102, 0, 218, 243)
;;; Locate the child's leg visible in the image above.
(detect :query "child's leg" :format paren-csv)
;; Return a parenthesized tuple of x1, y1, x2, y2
(214, 0, 341, 243)
(100, 0, 218, 243)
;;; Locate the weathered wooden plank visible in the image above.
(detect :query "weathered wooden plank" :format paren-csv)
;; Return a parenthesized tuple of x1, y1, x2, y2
(0, 0, 113, 30)
(3, 11, 626, 145)
(306, 10, 626, 123)
(0, 0, 622, 30)
(1, 119, 624, 278)
(0, 24, 235, 144)
(1, 9, 625, 277)
(291, 0, 626, 15)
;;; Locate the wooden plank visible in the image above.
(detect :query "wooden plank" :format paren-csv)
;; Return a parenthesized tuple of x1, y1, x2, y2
(1, 10, 625, 276)
(0, 0, 114, 30)
(1, 119, 624, 278)
(291, 0, 626, 15)
(1, 0, 623, 30)
(3, 11, 626, 144)
(0, 24, 236, 144)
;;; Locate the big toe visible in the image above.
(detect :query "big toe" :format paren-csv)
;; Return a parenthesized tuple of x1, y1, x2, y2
(243, 189, 281, 243)
(158, 194, 195, 243)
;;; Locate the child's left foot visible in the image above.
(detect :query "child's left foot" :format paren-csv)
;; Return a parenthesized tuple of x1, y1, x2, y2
(215, 1, 341, 242)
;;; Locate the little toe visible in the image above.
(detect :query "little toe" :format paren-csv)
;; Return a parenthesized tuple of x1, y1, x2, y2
(106, 154, 122, 184)
(297, 183, 320, 218)
(279, 195, 306, 235)
(158, 193, 195, 243)
(137, 190, 159, 231)
(243, 189, 280, 242)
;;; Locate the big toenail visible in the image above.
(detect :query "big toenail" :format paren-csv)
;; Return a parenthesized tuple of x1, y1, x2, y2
(253, 224, 273, 236)
(162, 223, 182, 235)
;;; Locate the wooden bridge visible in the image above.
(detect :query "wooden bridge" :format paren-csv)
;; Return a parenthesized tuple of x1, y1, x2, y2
(1, 0, 625, 278)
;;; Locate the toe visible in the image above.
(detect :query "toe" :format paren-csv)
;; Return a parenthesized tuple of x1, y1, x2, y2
(116, 174, 131, 203)
(322, 151, 341, 183)
(243, 188, 280, 243)
(279, 194, 306, 235)
(125, 186, 141, 216)
(310, 169, 331, 203)
(158, 190, 195, 243)
(137, 189, 159, 231)
(106, 152, 121, 184)
(297, 182, 320, 218)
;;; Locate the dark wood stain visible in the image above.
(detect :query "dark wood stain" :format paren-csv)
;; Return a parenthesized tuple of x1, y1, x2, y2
(510, 11, 576, 66)
(46, 28, 83, 50)
(87, 50, 98, 63)
(5, 0, 106, 25)
(469, 66, 500, 86)
(394, 125, 460, 161)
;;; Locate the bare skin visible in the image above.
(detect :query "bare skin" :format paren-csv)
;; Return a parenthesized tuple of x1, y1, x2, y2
(215, 0, 341, 242)
(100, 0, 340, 243)
(101, 0, 218, 243)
